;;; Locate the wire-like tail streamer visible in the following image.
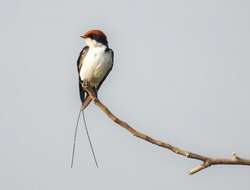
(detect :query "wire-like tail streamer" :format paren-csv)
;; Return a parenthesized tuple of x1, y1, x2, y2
(71, 109, 82, 168)
(82, 111, 99, 168)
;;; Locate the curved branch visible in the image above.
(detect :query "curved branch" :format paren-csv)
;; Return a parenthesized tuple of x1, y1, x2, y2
(82, 83, 250, 175)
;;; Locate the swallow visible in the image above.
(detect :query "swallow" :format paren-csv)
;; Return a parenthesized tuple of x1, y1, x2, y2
(71, 29, 114, 168)
(77, 29, 114, 110)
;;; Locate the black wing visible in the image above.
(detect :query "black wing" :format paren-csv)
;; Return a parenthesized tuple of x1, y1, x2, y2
(97, 48, 114, 90)
(77, 46, 89, 73)
(77, 46, 89, 103)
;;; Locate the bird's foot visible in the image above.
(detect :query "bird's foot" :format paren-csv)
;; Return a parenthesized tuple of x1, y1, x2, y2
(82, 80, 89, 88)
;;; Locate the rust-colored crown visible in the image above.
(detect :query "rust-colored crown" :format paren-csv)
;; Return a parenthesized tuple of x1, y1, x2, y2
(81, 29, 108, 46)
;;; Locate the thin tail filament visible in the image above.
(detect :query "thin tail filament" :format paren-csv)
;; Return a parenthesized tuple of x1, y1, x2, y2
(71, 109, 82, 168)
(82, 110, 99, 168)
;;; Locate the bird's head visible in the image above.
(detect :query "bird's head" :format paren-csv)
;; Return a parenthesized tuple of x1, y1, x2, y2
(81, 29, 108, 47)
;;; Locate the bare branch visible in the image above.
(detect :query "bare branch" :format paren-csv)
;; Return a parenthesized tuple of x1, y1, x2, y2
(82, 83, 250, 175)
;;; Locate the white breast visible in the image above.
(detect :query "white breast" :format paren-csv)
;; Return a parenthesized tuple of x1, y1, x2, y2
(80, 46, 112, 88)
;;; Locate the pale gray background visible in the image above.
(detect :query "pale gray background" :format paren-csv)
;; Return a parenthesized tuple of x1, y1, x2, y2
(0, 0, 250, 189)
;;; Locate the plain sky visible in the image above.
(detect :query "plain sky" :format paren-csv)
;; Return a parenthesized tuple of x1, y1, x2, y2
(0, 0, 250, 189)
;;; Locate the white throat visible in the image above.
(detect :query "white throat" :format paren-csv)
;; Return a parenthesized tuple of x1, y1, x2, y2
(85, 38, 106, 49)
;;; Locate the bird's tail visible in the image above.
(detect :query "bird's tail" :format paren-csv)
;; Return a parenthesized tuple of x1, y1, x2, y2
(82, 110, 99, 168)
(71, 108, 99, 168)
(71, 109, 81, 168)
(80, 94, 92, 111)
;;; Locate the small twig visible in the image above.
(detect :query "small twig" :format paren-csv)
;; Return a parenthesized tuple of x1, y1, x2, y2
(82, 82, 250, 175)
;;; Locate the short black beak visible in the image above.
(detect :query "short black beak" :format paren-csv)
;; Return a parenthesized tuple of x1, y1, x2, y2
(80, 34, 86, 39)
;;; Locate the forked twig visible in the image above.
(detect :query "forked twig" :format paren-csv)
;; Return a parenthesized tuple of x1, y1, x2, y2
(82, 82, 250, 175)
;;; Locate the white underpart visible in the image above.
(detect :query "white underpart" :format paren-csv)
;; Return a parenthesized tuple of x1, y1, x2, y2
(80, 38, 112, 88)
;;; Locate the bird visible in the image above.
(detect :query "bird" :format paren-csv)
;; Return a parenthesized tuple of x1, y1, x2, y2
(77, 29, 114, 110)
(71, 29, 114, 168)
